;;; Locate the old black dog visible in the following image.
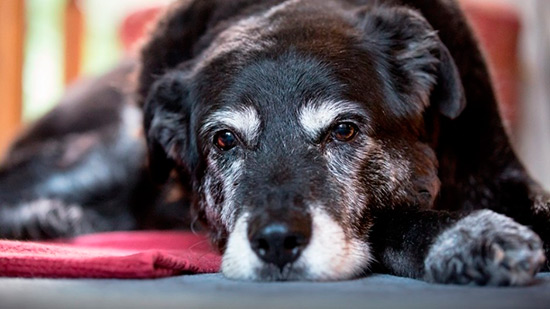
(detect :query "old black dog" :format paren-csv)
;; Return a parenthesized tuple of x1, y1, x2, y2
(1, 0, 549, 285)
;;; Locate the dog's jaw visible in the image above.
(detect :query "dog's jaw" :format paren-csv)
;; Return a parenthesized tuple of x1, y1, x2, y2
(221, 208, 372, 281)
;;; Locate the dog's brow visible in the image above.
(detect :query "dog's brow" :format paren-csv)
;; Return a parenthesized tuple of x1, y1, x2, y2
(203, 106, 261, 142)
(299, 100, 364, 138)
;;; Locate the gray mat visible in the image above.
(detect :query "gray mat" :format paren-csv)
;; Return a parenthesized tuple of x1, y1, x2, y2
(1, 273, 549, 309)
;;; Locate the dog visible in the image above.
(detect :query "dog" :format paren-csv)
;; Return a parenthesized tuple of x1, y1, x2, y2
(1, 0, 549, 286)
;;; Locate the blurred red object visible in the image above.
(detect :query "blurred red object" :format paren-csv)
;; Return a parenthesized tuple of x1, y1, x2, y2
(0, 231, 220, 279)
(119, 6, 163, 55)
(461, 0, 521, 129)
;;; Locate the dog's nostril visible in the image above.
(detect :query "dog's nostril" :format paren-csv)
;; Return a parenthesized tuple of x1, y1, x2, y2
(283, 234, 308, 256)
(256, 238, 270, 257)
(250, 223, 309, 270)
(284, 235, 298, 250)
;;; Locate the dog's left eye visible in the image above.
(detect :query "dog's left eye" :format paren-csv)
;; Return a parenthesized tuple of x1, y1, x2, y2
(214, 130, 238, 151)
(332, 122, 358, 142)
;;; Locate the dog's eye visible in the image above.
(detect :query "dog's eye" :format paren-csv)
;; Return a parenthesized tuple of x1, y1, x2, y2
(332, 122, 358, 142)
(214, 130, 238, 151)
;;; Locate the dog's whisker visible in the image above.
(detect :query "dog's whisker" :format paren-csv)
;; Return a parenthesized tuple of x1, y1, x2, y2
(189, 216, 200, 235)
(186, 239, 211, 252)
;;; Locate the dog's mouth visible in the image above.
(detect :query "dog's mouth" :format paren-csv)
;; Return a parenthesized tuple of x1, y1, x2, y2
(221, 208, 372, 281)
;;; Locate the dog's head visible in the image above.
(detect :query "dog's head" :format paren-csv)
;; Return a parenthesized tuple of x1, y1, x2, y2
(140, 0, 465, 281)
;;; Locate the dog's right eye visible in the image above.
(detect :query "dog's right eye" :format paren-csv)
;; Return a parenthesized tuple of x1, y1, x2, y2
(214, 130, 238, 151)
(332, 122, 358, 142)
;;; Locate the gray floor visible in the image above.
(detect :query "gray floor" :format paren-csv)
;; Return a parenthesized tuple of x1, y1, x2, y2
(1, 273, 549, 309)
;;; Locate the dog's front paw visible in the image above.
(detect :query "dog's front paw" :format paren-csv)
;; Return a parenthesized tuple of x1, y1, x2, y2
(424, 210, 545, 286)
(0, 199, 93, 239)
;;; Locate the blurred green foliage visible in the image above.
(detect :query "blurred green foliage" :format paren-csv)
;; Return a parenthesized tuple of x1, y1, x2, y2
(23, 0, 65, 121)
(23, 0, 122, 122)
(23, 0, 172, 122)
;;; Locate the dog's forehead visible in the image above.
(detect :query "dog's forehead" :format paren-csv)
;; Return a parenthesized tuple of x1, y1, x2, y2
(196, 2, 390, 139)
(225, 51, 344, 112)
(213, 52, 371, 140)
(200, 56, 376, 146)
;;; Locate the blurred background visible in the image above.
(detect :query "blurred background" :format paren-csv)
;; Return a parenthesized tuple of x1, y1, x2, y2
(0, 0, 549, 188)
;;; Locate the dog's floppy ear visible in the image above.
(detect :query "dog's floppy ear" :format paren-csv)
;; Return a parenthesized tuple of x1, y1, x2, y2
(432, 42, 466, 119)
(143, 73, 196, 184)
(360, 6, 466, 119)
(137, 0, 216, 108)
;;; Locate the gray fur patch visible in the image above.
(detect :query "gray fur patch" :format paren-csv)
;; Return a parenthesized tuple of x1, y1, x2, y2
(0, 199, 95, 239)
(424, 210, 545, 286)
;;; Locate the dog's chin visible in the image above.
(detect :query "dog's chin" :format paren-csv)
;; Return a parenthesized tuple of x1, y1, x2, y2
(221, 208, 373, 281)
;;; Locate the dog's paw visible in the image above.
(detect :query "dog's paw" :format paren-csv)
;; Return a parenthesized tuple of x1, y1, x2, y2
(0, 199, 93, 239)
(424, 210, 545, 286)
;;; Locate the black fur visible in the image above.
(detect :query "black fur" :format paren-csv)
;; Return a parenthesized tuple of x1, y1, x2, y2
(1, 0, 549, 285)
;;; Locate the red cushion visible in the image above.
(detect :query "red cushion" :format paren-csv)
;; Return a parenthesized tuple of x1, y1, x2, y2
(0, 231, 221, 279)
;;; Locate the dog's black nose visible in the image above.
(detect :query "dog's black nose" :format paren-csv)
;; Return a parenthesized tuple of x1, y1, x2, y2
(249, 222, 310, 270)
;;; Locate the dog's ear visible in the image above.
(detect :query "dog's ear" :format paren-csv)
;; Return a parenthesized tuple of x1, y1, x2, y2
(143, 73, 196, 184)
(431, 42, 466, 119)
(360, 6, 466, 119)
(137, 0, 216, 108)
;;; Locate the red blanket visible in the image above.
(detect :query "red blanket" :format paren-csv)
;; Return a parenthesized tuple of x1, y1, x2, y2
(0, 231, 221, 279)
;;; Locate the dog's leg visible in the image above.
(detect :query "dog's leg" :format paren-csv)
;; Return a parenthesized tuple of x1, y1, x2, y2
(0, 199, 99, 239)
(0, 128, 150, 240)
(0, 61, 167, 240)
(370, 209, 545, 285)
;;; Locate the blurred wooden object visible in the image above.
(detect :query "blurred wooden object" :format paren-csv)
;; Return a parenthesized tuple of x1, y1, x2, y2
(64, 0, 84, 84)
(0, 0, 25, 157)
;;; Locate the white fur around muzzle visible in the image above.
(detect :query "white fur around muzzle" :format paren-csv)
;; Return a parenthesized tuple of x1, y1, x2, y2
(221, 208, 372, 281)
